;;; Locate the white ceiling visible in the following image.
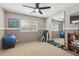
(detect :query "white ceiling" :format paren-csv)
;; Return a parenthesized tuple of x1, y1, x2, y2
(52, 12, 64, 21)
(71, 12, 79, 16)
(0, 3, 78, 18)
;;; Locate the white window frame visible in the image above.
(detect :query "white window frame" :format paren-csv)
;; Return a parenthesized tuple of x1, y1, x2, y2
(30, 21, 38, 32)
(51, 22, 59, 31)
(20, 19, 38, 32)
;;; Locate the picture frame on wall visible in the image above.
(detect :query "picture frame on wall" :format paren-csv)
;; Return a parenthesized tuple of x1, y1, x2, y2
(8, 18, 19, 28)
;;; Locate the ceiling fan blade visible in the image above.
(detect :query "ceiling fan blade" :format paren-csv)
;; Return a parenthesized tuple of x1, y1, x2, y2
(36, 3, 39, 8)
(23, 5, 35, 9)
(39, 10, 43, 14)
(39, 7, 51, 9)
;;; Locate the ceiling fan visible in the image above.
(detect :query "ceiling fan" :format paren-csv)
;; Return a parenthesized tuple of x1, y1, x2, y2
(23, 3, 51, 14)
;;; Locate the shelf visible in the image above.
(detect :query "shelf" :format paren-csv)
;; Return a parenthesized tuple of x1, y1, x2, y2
(68, 33, 79, 56)
(68, 50, 79, 56)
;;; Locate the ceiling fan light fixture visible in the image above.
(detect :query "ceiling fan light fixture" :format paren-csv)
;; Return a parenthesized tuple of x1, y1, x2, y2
(35, 8, 39, 12)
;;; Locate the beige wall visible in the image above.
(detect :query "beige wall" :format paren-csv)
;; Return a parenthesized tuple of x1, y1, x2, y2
(5, 12, 46, 43)
(51, 31, 59, 39)
(46, 4, 79, 48)
(64, 4, 79, 48)
(0, 6, 5, 49)
(65, 5, 79, 29)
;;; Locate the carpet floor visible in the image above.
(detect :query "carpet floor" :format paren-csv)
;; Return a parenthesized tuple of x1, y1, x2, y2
(0, 41, 73, 56)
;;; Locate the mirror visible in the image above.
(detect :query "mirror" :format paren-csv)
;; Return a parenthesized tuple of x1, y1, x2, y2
(51, 12, 65, 48)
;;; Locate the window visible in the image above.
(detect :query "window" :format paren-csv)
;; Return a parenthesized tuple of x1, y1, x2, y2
(20, 19, 38, 32)
(8, 18, 19, 28)
(51, 22, 59, 31)
(30, 21, 38, 31)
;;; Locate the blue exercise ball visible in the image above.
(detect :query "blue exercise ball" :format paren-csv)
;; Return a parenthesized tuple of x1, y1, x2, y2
(3, 34, 16, 48)
(60, 32, 65, 35)
(59, 32, 65, 38)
